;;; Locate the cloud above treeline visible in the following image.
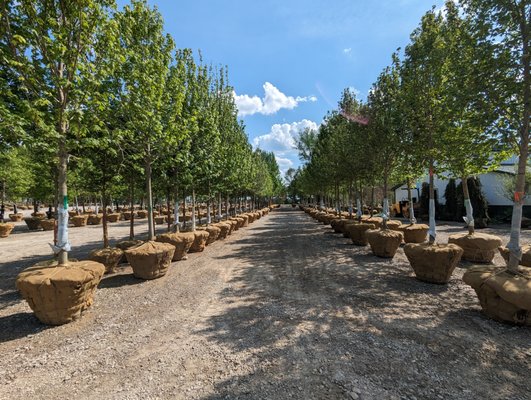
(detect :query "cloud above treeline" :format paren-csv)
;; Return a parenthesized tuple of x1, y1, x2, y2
(233, 82, 317, 117)
(252, 119, 319, 176)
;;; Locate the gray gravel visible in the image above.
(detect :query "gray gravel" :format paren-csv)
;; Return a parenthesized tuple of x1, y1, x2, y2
(0, 207, 530, 400)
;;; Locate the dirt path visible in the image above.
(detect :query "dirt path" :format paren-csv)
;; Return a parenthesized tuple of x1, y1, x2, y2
(0, 207, 529, 400)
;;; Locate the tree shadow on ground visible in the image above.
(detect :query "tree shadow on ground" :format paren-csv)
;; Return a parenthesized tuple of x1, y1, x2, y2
(198, 208, 531, 400)
(0, 312, 50, 343)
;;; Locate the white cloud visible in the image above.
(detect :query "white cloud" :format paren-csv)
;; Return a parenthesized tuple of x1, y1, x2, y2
(252, 119, 318, 152)
(275, 156, 294, 171)
(343, 48, 352, 54)
(253, 119, 319, 176)
(234, 82, 317, 117)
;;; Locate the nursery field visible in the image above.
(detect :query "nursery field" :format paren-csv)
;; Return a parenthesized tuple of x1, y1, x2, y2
(0, 206, 530, 400)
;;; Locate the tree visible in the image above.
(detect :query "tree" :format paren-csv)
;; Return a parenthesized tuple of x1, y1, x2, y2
(439, 1, 507, 234)
(1, 0, 117, 264)
(366, 55, 404, 228)
(401, 9, 446, 243)
(116, 0, 174, 241)
(461, 0, 530, 271)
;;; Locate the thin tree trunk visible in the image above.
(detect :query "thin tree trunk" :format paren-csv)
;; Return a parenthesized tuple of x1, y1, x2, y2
(183, 193, 187, 229)
(226, 194, 230, 220)
(428, 162, 436, 244)
(407, 177, 416, 224)
(191, 187, 196, 231)
(102, 193, 109, 248)
(129, 178, 135, 240)
(167, 187, 172, 233)
(146, 155, 155, 241)
(382, 176, 389, 230)
(57, 130, 69, 265)
(218, 192, 222, 221)
(174, 187, 180, 233)
(461, 175, 475, 235)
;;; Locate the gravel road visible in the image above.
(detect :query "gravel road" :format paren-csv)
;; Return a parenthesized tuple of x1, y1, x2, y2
(0, 207, 529, 400)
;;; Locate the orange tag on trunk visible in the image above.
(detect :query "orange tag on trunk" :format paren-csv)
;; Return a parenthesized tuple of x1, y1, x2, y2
(514, 192, 525, 202)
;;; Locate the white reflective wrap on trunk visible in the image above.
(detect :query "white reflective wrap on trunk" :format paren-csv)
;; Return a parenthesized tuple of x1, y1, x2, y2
(174, 201, 179, 230)
(409, 201, 417, 224)
(463, 198, 474, 228)
(507, 202, 523, 262)
(429, 198, 436, 241)
(382, 198, 389, 221)
(356, 199, 362, 218)
(50, 206, 71, 254)
(207, 204, 211, 224)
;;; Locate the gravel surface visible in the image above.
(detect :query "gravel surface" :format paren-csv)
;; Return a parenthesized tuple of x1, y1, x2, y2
(0, 207, 530, 400)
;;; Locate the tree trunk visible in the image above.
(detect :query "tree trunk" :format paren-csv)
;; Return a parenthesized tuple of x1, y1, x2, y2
(428, 163, 436, 244)
(218, 192, 222, 221)
(207, 198, 212, 225)
(407, 177, 416, 224)
(56, 127, 70, 266)
(102, 193, 109, 248)
(174, 187, 180, 233)
(507, 12, 531, 272)
(226, 194, 230, 220)
(129, 178, 135, 240)
(382, 176, 389, 230)
(145, 153, 155, 241)
(461, 175, 475, 235)
(167, 187, 172, 233)
(348, 182, 353, 219)
(191, 187, 196, 231)
(183, 193, 187, 229)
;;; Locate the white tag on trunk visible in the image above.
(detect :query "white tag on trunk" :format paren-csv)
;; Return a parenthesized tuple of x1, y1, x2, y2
(428, 198, 436, 241)
(50, 206, 71, 254)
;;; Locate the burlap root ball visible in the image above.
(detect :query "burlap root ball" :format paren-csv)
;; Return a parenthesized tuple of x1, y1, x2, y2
(136, 210, 148, 218)
(342, 221, 359, 238)
(155, 232, 195, 261)
(448, 233, 502, 263)
(116, 239, 143, 263)
(205, 225, 221, 245)
(404, 243, 463, 284)
(215, 223, 231, 240)
(24, 217, 42, 231)
(498, 245, 531, 267)
(89, 247, 124, 273)
(385, 220, 402, 231)
(154, 216, 166, 225)
(40, 219, 55, 231)
(366, 229, 404, 258)
(16, 260, 105, 325)
(227, 220, 238, 234)
(463, 265, 531, 325)
(399, 224, 429, 244)
(106, 213, 121, 223)
(365, 217, 383, 229)
(330, 219, 344, 233)
(189, 230, 210, 253)
(88, 214, 103, 225)
(125, 241, 175, 279)
(0, 223, 15, 238)
(9, 213, 23, 222)
(348, 223, 376, 246)
(71, 215, 89, 227)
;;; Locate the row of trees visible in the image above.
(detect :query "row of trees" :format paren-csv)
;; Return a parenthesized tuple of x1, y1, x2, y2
(0, 0, 282, 261)
(288, 0, 530, 271)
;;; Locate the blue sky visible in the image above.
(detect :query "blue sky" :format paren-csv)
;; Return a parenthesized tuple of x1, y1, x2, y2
(117, 0, 446, 175)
